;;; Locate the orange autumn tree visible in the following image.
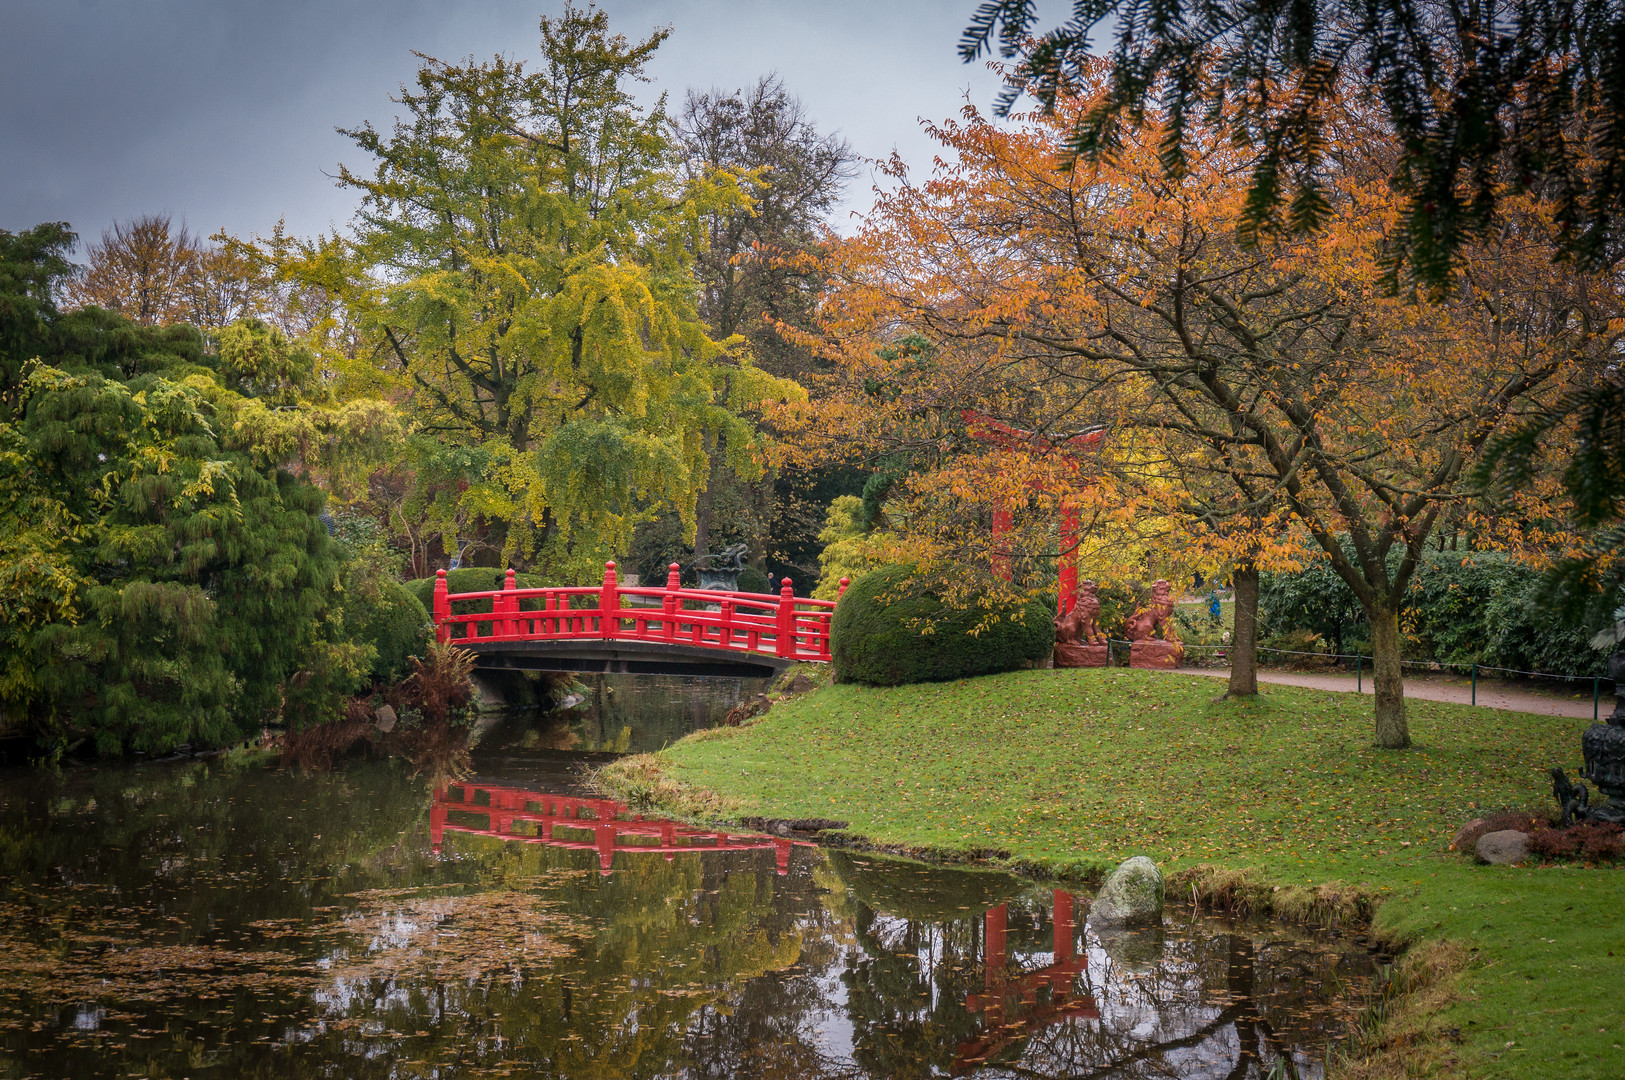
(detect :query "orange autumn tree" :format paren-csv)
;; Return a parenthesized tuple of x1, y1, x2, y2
(798, 80, 1619, 748)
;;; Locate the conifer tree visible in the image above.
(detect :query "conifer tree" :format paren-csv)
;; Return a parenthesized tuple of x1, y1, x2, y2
(1, 226, 368, 755)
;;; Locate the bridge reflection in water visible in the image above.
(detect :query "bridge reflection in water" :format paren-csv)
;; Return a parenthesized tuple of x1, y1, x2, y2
(431, 782, 809, 874)
(432, 781, 1113, 1075)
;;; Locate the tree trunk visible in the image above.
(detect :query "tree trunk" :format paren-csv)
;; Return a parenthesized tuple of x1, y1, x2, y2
(1227, 564, 1259, 697)
(693, 433, 720, 561)
(1368, 601, 1411, 748)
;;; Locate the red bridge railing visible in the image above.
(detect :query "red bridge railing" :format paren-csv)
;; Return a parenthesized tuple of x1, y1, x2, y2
(430, 782, 811, 874)
(432, 561, 848, 663)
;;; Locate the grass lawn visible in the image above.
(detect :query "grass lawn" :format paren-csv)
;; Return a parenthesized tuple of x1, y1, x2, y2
(603, 667, 1625, 1078)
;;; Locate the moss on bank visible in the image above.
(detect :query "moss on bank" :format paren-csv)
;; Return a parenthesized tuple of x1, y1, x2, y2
(598, 667, 1625, 1078)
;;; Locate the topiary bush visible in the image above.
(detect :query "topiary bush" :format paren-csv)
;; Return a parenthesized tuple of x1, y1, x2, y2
(348, 581, 430, 684)
(736, 566, 771, 594)
(403, 569, 555, 616)
(831, 565, 1054, 685)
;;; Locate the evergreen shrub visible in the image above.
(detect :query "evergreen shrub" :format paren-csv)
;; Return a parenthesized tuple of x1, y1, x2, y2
(736, 566, 771, 594)
(404, 569, 554, 616)
(349, 582, 430, 684)
(831, 565, 1054, 685)
(1260, 549, 1602, 676)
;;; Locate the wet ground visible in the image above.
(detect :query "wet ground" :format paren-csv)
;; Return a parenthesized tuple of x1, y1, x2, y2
(0, 674, 1381, 1078)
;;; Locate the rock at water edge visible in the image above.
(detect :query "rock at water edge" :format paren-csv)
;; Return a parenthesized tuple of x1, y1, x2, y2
(375, 704, 398, 733)
(1474, 830, 1530, 865)
(1090, 856, 1165, 924)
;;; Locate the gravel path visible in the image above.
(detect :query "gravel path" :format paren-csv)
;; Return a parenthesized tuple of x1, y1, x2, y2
(1176, 667, 1608, 720)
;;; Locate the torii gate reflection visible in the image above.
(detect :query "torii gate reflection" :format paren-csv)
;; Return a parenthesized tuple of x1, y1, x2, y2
(430, 782, 811, 875)
(953, 892, 1098, 1075)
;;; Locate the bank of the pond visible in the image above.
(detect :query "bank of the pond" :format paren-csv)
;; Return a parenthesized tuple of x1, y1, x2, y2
(599, 667, 1625, 1079)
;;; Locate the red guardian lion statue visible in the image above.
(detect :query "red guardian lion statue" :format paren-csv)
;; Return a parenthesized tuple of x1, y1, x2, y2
(1123, 579, 1184, 668)
(1054, 580, 1108, 667)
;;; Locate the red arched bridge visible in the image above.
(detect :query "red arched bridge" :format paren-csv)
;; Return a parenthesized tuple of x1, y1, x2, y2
(433, 562, 847, 678)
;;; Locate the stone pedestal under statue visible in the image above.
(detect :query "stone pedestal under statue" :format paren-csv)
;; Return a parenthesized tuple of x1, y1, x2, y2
(1130, 640, 1184, 669)
(1054, 643, 1108, 668)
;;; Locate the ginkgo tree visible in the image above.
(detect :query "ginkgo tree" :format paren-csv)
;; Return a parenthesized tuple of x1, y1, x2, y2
(273, 3, 801, 577)
(800, 76, 1618, 748)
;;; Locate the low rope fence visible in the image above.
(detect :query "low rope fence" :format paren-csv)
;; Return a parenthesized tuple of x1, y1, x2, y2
(1101, 639, 1614, 719)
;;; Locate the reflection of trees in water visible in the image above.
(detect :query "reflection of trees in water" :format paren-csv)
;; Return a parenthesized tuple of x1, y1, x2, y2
(829, 888, 1368, 1080)
(0, 759, 1371, 1079)
(489, 674, 770, 754)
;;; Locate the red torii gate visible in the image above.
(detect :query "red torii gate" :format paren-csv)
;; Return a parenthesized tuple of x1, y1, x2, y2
(961, 411, 1106, 617)
(430, 782, 810, 875)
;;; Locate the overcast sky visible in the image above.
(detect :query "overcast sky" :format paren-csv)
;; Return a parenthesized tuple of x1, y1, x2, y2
(1, 0, 1043, 251)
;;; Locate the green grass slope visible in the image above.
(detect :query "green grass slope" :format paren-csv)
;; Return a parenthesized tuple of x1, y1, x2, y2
(624, 668, 1625, 1078)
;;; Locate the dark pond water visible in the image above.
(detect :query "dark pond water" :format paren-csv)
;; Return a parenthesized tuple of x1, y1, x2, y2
(0, 676, 1379, 1079)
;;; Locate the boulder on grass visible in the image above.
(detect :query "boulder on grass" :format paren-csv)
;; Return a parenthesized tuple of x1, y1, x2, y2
(1089, 856, 1165, 924)
(1475, 830, 1531, 865)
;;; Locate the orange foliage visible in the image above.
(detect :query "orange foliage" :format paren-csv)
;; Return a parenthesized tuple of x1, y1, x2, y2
(784, 70, 1624, 743)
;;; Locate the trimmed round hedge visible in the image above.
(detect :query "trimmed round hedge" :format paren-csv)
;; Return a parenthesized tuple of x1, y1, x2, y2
(350, 581, 430, 684)
(831, 565, 1054, 686)
(404, 568, 554, 616)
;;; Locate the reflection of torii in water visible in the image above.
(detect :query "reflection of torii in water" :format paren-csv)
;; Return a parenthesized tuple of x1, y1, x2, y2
(956, 903, 1296, 1078)
(431, 782, 809, 876)
(961, 411, 1107, 618)
(953, 891, 1097, 1075)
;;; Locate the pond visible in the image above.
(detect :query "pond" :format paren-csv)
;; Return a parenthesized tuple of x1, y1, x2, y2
(0, 675, 1380, 1079)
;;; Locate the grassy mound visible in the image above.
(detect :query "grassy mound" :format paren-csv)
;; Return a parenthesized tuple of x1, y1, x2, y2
(602, 668, 1624, 1077)
(831, 565, 1053, 685)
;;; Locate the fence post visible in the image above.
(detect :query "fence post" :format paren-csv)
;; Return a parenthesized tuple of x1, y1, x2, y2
(664, 562, 680, 641)
(1595, 677, 1601, 721)
(503, 568, 517, 639)
(776, 577, 795, 658)
(433, 569, 449, 643)
(1356, 655, 1361, 694)
(600, 561, 618, 640)
(1471, 662, 1476, 707)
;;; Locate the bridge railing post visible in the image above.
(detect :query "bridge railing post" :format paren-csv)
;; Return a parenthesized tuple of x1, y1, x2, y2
(776, 577, 795, 658)
(664, 562, 680, 641)
(502, 568, 517, 638)
(433, 569, 449, 643)
(600, 561, 619, 639)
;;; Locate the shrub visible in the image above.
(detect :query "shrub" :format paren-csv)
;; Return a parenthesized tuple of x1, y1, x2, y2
(831, 565, 1054, 686)
(348, 581, 430, 684)
(1260, 547, 1603, 677)
(1528, 821, 1625, 861)
(737, 566, 771, 594)
(403, 569, 554, 616)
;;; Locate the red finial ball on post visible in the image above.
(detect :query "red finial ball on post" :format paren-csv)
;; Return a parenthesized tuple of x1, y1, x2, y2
(433, 568, 449, 642)
(838, 576, 851, 601)
(775, 576, 796, 658)
(666, 562, 682, 590)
